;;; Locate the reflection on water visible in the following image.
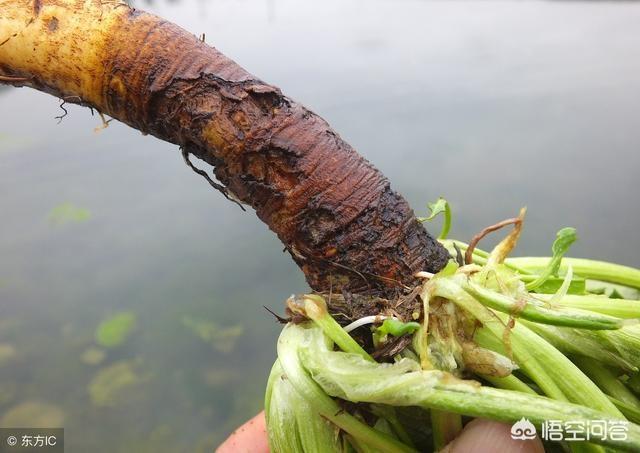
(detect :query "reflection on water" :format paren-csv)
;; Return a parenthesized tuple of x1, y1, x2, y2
(1, 0, 640, 451)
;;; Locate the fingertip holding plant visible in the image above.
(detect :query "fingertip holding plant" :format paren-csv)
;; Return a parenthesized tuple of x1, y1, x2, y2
(267, 201, 640, 452)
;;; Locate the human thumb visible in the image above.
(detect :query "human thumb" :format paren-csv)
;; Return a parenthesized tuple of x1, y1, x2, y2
(441, 419, 544, 453)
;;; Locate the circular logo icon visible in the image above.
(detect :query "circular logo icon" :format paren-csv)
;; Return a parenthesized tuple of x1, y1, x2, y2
(6, 435, 18, 446)
(511, 417, 537, 440)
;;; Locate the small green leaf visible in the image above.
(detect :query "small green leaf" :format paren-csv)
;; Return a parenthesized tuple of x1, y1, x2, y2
(550, 227, 578, 275)
(374, 319, 421, 345)
(525, 227, 577, 291)
(418, 198, 451, 239)
(520, 275, 586, 295)
(425, 199, 448, 221)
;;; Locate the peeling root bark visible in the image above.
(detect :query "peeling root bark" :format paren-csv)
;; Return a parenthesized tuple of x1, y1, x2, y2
(0, 0, 449, 297)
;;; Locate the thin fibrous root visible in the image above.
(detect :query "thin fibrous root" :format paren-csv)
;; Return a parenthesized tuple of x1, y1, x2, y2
(465, 215, 524, 265)
(181, 148, 246, 211)
(94, 112, 113, 133)
(0, 74, 29, 82)
(415, 271, 434, 279)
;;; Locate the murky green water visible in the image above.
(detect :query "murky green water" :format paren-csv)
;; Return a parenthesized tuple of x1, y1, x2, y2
(1, 0, 639, 451)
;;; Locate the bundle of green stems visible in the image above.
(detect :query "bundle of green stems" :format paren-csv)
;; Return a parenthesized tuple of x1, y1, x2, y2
(265, 202, 640, 452)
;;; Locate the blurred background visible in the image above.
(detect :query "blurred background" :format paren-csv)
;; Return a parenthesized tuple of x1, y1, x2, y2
(1, 0, 639, 451)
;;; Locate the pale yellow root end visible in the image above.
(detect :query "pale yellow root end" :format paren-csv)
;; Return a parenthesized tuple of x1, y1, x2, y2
(0, 0, 128, 106)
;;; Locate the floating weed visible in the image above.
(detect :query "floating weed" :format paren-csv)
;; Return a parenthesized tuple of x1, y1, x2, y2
(81, 347, 106, 366)
(95, 312, 136, 348)
(48, 202, 91, 226)
(202, 368, 239, 387)
(0, 381, 17, 406)
(88, 360, 145, 407)
(1, 401, 65, 428)
(0, 343, 17, 366)
(181, 316, 243, 354)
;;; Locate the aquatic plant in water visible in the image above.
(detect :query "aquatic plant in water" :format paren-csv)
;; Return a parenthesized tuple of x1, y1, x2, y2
(1, 402, 64, 428)
(95, 312, 136, 348)
(88, 360, 145, 407)
(182, 316, 244, 354)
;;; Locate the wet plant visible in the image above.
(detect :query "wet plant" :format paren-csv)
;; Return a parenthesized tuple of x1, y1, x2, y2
(1, 3, 638, 450)
(266, 202, 640, 452)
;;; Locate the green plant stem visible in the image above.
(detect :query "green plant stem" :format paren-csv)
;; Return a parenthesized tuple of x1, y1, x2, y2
(277, 324, 416, 453)
(590, 327, 640, 369)
(439, 202, 452, 240)
(371, 405, 416, 448)
(420, 198, 451, 239)
(520, 320, 637, 372)
(573, 357, 640, 407)
(627, 374, 640, 396)
(347, 434, 384, 453)
(472, 325, 567, 401)
(298, 294, 374, 362)
(523, 227, 577, 291)
(507, 257, 640, 290)
(431, 410, 462, 450)
(435, 277, 622, 416)
(608, 396, 640, 425)
(569, 443, 606, 453)
(533, 294, 640, 319)
(480, 373, 538, 395)
(519, 273, 587, 294)
(265, 361, 343, 453)
(463, 281, 624, 330)
(295, 323, 640, 451)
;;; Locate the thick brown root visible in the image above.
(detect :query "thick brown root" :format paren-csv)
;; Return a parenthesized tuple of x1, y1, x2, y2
(0, 0, 448, 296)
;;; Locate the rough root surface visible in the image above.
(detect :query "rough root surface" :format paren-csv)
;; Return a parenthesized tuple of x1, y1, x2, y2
(0, 1, 449, 296)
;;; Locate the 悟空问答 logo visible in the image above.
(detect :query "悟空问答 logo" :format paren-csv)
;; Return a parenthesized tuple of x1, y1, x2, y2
(511, 418, 537, 440)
